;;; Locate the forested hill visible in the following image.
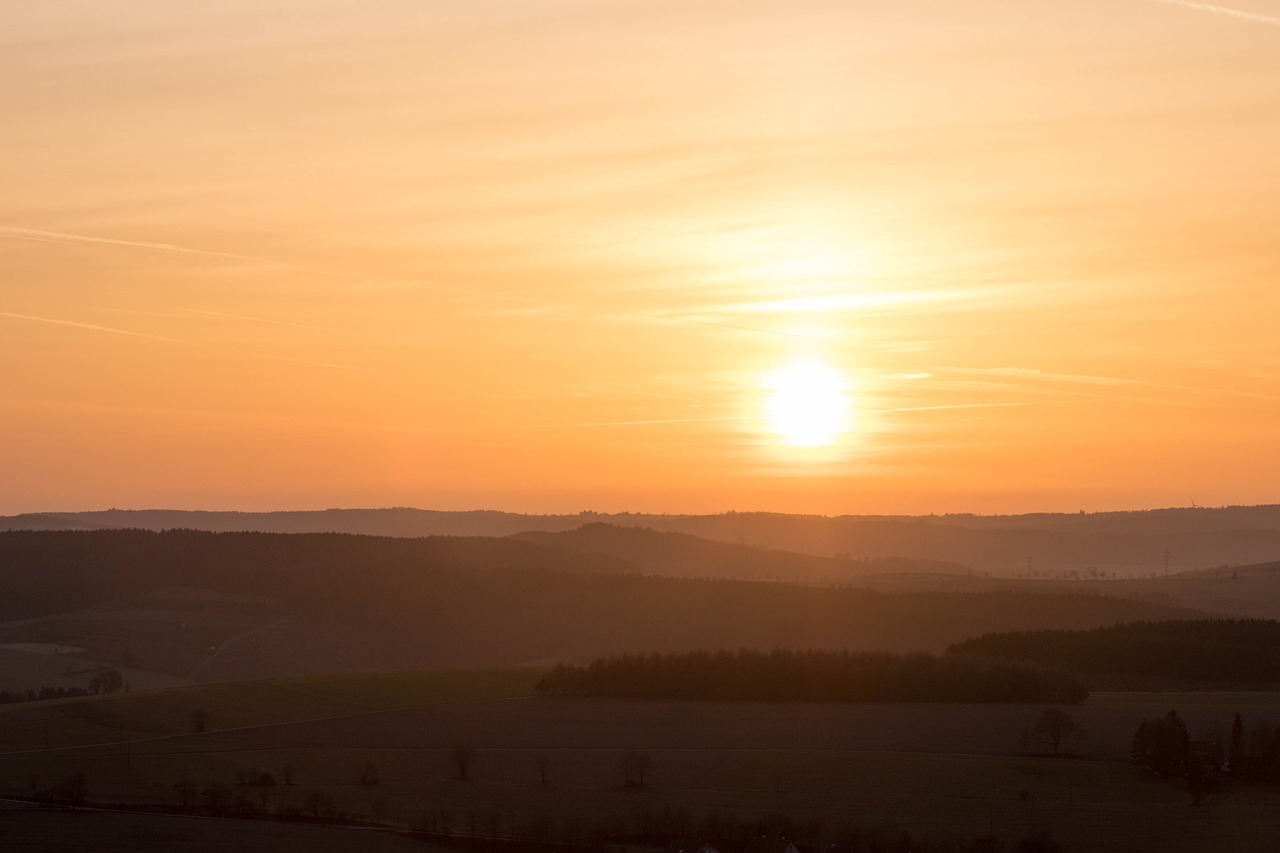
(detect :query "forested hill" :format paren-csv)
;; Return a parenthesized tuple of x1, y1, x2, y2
(0, 530, 1207, 686)
(511, 523, 970, 582)
(949, 619, 1280, 684)
(8, 504, 1280, 575)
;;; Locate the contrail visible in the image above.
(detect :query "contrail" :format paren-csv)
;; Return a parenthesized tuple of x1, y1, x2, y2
(177, 307, 331, 332)
(0, 226, 353, 277)
(0, 310, 376, 374)
(0, 310, 189, 344)
(1148, 0, 1280, 26)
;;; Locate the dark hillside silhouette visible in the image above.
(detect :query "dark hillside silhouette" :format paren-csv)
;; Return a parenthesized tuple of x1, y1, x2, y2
(0, 530, 1203, 683)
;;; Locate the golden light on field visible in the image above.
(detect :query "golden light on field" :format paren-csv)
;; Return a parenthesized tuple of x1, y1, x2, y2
(762, 358, 853, 449)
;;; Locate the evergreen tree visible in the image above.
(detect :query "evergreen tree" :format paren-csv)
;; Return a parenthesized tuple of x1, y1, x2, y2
(1229, 712, 1245, 777)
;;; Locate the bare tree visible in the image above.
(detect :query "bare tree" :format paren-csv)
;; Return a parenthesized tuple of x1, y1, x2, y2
(1033, 708, 1084, 756)
(618, 749, 655, 787)
(452, 745, 476, 781)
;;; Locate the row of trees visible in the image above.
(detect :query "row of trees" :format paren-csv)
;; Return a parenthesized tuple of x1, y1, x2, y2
(0, 685, 89, 705)
(537, 649, 1088, 704)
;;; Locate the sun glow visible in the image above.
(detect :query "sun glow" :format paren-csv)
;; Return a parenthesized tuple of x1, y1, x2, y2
(762, 358, 854, 448)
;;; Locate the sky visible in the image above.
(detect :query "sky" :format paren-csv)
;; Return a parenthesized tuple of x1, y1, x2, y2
(3, 0, 1280, 515)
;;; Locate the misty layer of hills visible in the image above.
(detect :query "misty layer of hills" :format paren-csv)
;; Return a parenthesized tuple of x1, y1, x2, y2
(8, 504, 1280, 575)
(0, 529, 1199, 688)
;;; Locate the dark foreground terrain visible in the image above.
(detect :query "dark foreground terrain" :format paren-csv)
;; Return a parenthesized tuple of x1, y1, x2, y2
(3, 671, 1280, 852)
(0, 806, 444, 853)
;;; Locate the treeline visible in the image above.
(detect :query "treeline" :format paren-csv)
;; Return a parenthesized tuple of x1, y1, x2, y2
(949, 619, 1280, 684)
(0, 685, 89, 705)
(536, 649, 1087, 704)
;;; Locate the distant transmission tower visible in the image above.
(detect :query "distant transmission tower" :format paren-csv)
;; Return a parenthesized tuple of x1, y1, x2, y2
(1164, 548, 1170, 576)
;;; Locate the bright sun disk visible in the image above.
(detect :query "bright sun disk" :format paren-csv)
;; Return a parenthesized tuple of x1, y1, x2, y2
(762, 359, 853, 448)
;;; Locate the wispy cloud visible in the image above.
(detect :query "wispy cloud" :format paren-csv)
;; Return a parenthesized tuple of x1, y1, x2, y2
(948, 367, 1141, 387)
(629, 312, 805, 338)
(527, 415, 748, 429)
(274, 357, 379, 374)
(873, 401, 1060, 415)
(0, 226, 352, 278)
(1148, 0, 1280, 26)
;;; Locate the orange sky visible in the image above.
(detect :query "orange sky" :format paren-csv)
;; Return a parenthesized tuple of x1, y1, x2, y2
(3, 0, 1280, 515)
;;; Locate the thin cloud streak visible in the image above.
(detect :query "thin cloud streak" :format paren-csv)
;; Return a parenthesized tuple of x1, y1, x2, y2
(872, 402, 1060, 414)
(0, 226, 353, 278)
(1147, 0, 1280, 26)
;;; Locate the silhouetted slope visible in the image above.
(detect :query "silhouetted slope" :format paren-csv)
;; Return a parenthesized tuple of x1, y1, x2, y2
(0, 529, 635, 620)
(511, 522, 971, 582)
(0, 530, 1206, 684)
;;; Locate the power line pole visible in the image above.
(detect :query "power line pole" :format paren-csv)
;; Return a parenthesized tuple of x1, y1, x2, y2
(1164, 548, 1170, 576)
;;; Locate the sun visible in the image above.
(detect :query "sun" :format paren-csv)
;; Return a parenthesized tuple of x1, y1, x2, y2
(762, 358, 853, 448)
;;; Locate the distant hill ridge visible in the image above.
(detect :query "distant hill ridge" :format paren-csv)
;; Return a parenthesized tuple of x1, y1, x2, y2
(7, 504, 1280, 574)
(512, 522, 971, 581)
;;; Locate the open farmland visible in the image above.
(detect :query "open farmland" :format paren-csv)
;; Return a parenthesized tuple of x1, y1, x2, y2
(4, 674, 1280, 851)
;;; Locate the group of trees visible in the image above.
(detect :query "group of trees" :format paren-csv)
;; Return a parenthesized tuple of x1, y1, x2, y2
(87, 669, 127, 695)
(1220, 711, 1280, 785)
(950, 620, 1280, 685)
(537, 649, 1088, 704)
(1126, 708, 1280, 804)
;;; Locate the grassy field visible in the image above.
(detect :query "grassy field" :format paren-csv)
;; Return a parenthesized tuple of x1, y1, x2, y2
(4, 673, 1280, 852)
